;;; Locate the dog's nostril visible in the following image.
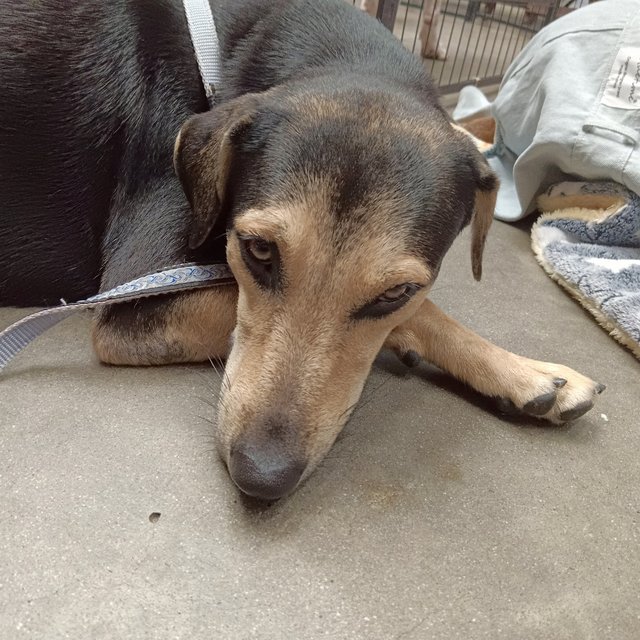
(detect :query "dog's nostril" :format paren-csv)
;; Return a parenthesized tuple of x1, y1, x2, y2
(229, 441, 305, 501)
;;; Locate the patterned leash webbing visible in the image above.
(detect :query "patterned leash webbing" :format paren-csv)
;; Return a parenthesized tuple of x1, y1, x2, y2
(0, 264, 234, 373)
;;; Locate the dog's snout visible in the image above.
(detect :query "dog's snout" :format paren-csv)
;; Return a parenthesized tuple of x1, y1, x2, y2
(229, 437, 305, 501)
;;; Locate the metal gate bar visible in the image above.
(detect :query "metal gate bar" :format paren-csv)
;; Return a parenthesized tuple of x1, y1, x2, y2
(365, 0, 572, 94)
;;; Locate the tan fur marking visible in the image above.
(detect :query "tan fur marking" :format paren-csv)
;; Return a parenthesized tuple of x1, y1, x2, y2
(92, 287, 238, 366)
(164, 287, 239, 361)
(286, 91, 453, 153)
(172, 127, 183, 173)
(458, 117, 496, 145)
(451, 123, 493, 153)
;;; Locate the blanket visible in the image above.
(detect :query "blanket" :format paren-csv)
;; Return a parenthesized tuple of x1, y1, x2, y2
(531, 182, 640, 360)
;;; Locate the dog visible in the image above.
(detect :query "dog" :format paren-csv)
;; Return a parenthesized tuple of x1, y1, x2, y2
(0, 0, 603, 501)
(360, 0, 447, 59)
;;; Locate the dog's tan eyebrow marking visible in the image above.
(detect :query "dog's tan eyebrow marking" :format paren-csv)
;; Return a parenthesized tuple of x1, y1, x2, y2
(234, 207, 285, 227)
(233, 207, 291, 242)
(379, 260, 432, 287)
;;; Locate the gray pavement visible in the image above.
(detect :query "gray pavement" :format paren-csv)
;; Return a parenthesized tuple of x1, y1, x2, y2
(1, 220, 639, 639)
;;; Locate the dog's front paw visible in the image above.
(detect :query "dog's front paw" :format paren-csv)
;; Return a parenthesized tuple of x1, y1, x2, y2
(497, 361, 605, 424)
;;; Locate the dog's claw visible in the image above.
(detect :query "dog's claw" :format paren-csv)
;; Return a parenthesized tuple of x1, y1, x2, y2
(523, 390, 557, 416)
(559, 400, 594, 422)
(399, 350, 422, 368)
(553, 377, 567, 388)
(596, 382, 606, 394)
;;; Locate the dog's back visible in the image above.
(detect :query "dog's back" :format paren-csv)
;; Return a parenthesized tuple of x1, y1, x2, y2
(0, 0, 202, 305)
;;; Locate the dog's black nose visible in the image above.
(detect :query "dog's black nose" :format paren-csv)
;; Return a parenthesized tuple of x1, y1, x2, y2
(229, 439, 305, 501)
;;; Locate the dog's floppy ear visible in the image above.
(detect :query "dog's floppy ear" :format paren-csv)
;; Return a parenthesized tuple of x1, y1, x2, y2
(452, 124, 499, 281)
(174, 94, 262, 249)
(469, 154, 498, 281)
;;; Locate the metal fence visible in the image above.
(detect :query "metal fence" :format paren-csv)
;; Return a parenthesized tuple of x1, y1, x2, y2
(348, 0, 586, 94)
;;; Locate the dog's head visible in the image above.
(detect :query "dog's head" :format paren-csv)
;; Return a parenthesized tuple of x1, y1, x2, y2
(175, 81, 497, 500)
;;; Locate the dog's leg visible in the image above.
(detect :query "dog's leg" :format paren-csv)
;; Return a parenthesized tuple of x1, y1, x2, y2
(360, 0, 378, 17)
(92, 173, 238, 366)
(92, 287, 238, 365)
(420, 0, 447, 60)
(385, 299, 603, 423)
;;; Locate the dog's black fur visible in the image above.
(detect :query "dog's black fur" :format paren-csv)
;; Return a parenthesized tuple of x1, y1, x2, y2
(0, 0, 488, 308)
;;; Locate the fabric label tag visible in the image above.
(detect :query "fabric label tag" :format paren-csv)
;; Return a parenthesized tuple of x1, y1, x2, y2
(602, 47, 640, 110)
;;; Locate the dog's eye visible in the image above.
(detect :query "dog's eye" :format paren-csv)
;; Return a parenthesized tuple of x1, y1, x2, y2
(353, 283, 422, 320)
(246, 238, 272, 263)
(238, 235, 281, 291)
(379, 284, 412, 302)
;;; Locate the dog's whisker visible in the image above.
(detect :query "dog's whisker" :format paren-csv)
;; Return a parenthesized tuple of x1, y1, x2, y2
(347, 374, 393, 419)
(338, 399, 360, 420)
(192, 368, 222, 395)
(192, 432, 218, 443)
(195, 395, 218, 409)
(207, 355, 233, 394)
(211, 230, 228, 242)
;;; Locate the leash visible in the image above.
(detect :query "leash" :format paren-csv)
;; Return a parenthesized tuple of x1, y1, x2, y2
(0, 264, 234, 372)
(182, 0, 223, 107)
(0, 2, 229, 372)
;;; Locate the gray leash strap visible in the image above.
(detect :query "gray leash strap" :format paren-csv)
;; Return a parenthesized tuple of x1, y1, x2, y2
(182, 0, 223, 106)
(0, 264, 234, 372)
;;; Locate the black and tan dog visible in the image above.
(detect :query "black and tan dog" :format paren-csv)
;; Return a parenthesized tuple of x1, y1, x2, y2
(0, 0, 603, 500)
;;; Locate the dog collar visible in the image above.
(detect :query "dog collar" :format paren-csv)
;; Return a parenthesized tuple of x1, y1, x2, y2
(182, 0, 223, 107)
(0, 263, 234, 372)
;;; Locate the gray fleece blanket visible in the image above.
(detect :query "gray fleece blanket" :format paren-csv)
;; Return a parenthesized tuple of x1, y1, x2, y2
(531, 181, 640, 360)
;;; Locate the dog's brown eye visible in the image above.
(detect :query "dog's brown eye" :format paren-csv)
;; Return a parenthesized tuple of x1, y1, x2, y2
(352, 283, 422, 320)
(246, 238, 272, 263)
(238, 234, 281, 291)
(379, 284, 412, 302)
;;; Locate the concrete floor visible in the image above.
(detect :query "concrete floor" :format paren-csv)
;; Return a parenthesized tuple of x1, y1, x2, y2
(1, 220, 639, 639)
